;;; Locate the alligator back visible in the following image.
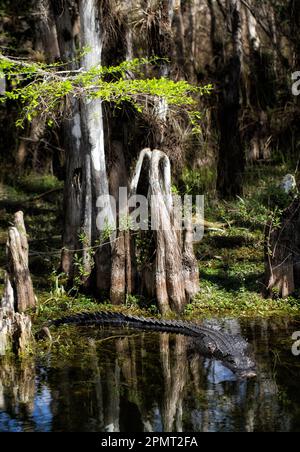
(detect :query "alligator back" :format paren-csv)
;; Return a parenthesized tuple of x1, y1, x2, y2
(51, 312, 244, 356)
(52, 311, 205, 337)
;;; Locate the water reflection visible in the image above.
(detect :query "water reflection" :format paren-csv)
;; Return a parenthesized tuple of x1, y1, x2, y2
(0, 317, 300, 432)
(0, 359, 51, 432)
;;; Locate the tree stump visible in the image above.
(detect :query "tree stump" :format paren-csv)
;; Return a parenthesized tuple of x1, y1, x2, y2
(109, 141, 135, 305)
(265, 198, 300, 298)
(0, 211, 34, 356)
(130, 149, 200, 314)
(5, 211, 36, 313)
(0, 311, 32, 356)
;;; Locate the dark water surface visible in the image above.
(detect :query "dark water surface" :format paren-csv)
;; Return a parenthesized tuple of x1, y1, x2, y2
(0, 317, 300, 432)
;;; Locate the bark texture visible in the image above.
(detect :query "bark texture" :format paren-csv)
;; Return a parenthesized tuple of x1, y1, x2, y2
(4, 212, 36, 313)
(16, 0, 59, 171)
(0, 212, 33, 356)
(265, 198, 300, 298)
(109, 141, 134, 305)
(216, 0, 244, 198)
(53, 0, 113, 289)
(131, 148, 199, 314)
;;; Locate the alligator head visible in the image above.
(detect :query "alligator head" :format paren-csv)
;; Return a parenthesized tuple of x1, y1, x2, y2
(192, 333, 256, 379)
(222, 352, 256, 379)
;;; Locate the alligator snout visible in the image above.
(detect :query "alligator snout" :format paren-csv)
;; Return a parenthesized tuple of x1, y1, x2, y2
(228, 353, 257, 379)
(237, 369, 257, 379)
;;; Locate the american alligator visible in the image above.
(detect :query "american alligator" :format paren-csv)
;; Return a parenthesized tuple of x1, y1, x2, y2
(48, 311, 256, 379)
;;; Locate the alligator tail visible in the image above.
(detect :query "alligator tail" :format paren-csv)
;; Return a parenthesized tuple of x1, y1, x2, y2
(50, 311, 205, 338)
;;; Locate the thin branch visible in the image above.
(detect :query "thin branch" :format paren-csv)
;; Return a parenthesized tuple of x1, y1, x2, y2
(240, 0, 289, 67)
(240, 0, 272, 39)
(27, 187, 63, 202)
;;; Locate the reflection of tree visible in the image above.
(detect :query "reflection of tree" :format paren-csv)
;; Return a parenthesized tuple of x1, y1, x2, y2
(0, 359, 35, 429)
(160, 334, 187, 432)
(103, 355, 120, 432)
(116, 336, 145, 432)
(116, 337, 138, 396)
(244, 317, 294, 432)
(88, 339, 104, 431)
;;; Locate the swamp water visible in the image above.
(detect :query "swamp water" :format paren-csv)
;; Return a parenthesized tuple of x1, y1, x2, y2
(0, 317, 300, 432)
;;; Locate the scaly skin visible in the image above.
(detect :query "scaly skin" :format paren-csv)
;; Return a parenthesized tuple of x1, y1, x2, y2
(49, 311, 256, 378)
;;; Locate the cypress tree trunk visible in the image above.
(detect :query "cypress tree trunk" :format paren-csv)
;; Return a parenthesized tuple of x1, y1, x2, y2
(265, 198, 300, 298)
(216, 0, 245, 199)
(52, 0, 84, 279)
(131, 149, 199, 314)
(16, 0, 60, 171)
(79, 0, 113, 291)
(52, 0, 113, 290)
(109, 142, 135, 305)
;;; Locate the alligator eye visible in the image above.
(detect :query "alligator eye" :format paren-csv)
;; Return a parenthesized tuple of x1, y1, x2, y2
(227, 357, 236, 365)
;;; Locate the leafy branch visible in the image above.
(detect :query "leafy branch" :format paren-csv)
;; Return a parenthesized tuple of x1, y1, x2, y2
(0, 54, 213, 128)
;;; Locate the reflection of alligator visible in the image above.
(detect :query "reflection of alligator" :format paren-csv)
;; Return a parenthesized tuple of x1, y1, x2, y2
(50, 311, 256, 378)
